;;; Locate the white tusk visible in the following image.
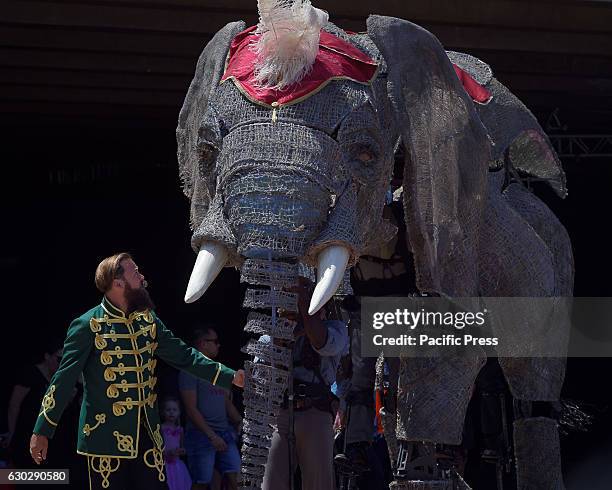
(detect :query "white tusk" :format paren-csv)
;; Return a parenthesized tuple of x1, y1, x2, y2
(308, 245, 350, 315)
(184, 242, 228, 304)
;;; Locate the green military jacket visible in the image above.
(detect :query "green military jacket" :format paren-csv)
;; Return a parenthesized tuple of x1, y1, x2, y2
(33, 297, 235, 459)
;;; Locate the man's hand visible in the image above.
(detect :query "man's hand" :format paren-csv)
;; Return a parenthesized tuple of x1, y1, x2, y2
(334, 409, 346, 432)
(232, 369, 245, 388)
(30, 434, 48, 465)
(288, 276, 328, 349)
(291, 277, 315, 318)
(210, 434, 228, 452)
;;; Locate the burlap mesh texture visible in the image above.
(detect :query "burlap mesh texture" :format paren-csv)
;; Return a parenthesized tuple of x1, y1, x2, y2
(243, 289, 298, 311)
(367, 16, 490, 297)
(451, 49, 571, 402)
(368, 16, 490, 453)
(245, 312, 295, 341)
(447, 50, 566, 200)
(188, 21, 400, 265)
(179, 16, 570, 484)
(205, 66, 389, 478)
(478, 80, 566, 197)
(453, 50, 571, 401)
(479, 173, 571, 401)
(242, 340, 292, 366)
(238, 260, 352, 487)
(445, 51, 493, 86)
(241, 259, 300, 290)
(503, 183, 573, 297)
(500, 183, 572, 401)
(479, 172, 556, 297)
(240, 262, 296, 488)
(177, 21, 246, 231)
(325, 24, 406, 258)
(396, 355, 486, 445)
(513, 417, 564, 490)
(180, 19, 400, 267)
(216, 73, 372, 134)
(324, 22, 389, 70)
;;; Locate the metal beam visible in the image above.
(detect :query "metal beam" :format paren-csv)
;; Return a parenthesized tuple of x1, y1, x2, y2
(549, 135, 612, 159)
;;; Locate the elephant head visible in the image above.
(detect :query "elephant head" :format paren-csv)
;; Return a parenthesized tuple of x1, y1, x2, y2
(177, 17, 492, 312)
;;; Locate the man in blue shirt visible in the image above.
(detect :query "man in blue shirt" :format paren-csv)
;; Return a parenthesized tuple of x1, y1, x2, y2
(262, 278, 349, 490)
(179, 327, 242, 490)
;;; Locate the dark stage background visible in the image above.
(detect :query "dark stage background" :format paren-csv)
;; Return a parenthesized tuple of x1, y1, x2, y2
(1, 1, 612, 488)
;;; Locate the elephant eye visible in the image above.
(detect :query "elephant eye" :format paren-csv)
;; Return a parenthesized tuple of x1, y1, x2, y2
(350, 141, 378, 165)
(358, 151, 374, 163)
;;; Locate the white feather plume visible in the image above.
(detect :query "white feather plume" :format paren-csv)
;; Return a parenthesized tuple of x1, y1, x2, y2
(253, 0, 328, 91)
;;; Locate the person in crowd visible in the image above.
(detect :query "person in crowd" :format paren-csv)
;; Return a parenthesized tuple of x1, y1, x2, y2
(29, 253, 244, 490)
(179, 326, 242, 490)
(261, 277, 349, 490)
(6, 340, 88, 489)
(161, 397, 192, 490)
(6, 342, 65, 468)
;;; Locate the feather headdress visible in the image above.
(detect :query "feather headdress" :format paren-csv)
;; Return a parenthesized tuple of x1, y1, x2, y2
(253, 0, 329, 90)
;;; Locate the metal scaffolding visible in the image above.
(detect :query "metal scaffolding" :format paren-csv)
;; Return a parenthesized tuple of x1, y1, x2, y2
(549, 135, 612, 160)
(546, 109, 612, 161)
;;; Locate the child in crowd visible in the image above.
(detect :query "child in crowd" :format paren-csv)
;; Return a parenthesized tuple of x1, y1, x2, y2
(161, 397, 192, 490)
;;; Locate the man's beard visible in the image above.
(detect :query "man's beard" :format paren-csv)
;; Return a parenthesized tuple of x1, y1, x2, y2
(124, 282, 155, 314)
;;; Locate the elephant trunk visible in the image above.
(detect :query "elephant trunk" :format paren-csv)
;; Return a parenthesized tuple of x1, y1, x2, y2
(239, 258, 298, 488)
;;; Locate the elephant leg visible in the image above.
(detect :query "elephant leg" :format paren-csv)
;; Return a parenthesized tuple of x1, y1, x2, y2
(390, 356, 482, 490)
(513, 416, 564, 490)
(396, 356, 485, 445)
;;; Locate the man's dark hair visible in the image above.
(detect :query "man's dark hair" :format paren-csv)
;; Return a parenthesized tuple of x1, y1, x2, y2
(191, 325, 218, 346)
(36, 338, 64, 362)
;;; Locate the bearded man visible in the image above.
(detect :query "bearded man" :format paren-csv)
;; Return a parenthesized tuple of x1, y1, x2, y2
(29, 253, 244, 490)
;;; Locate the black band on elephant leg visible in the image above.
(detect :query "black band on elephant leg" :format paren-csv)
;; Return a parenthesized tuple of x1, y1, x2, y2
(391, 442, 473, 489)
(512, 399, 532, 420)
(394, 441, 439, 481)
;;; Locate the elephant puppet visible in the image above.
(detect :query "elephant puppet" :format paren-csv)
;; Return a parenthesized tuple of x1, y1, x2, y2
(175, 0, 569, 488)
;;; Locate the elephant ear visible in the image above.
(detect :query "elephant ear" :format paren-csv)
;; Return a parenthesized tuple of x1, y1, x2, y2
(177, 21, 246, 230)
(367, 16, 490, 296)
(448, 51, 567, 198)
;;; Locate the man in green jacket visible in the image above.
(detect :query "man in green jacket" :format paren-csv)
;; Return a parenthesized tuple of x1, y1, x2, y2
(30, 253, 244, 489)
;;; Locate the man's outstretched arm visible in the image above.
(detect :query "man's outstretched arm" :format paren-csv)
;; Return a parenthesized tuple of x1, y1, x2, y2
(31, 318, 93, 464)
(155, 316, 243, 389)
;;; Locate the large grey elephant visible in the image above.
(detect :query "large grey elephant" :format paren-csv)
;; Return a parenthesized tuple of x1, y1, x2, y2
(176, 6, 571, 489)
